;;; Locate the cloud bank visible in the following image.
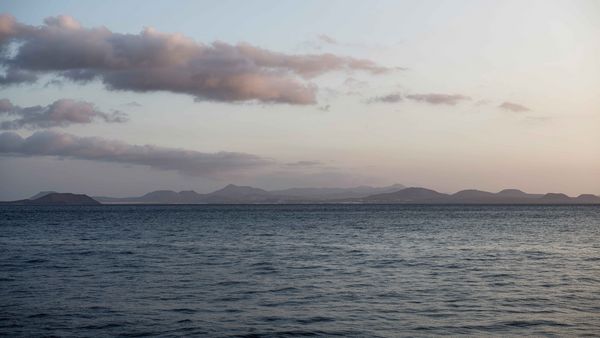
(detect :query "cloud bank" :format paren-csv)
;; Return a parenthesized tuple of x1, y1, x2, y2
(0, 99, 127, 130)
(0, 131, 271, 176)
(0, 14, 391, 105)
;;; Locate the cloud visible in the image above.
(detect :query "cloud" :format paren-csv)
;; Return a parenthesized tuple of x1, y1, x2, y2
(474, 99, 491, 106)
(344, 77, 368, 88)
(0, 99, 127, 130)
(0, 14, 392, 105)
(523, 116, 550, 124)
(367, 93, 403, 104)
(317, 34, 337, 45)
(0, 68, 37, 86)
(343, 77, 368, 96)
(123, 101, 142, 107)
(499, 101, 531, 112)
(0, 130, 272, 176)
(44, 79, 64, 88)
(285, 160, 322, 167)
(318, 104, 330, 112)
(406, 93, 471, 105)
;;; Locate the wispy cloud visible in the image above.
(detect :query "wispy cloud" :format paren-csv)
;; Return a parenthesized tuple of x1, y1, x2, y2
(284, 160, 322, 167)
(0, 99, 127, 130)
(474, 99, 491, 106)
(317, 34, 337, 45)
(0, 130, 272, 176)
(366, 93, 403, 104)
(406, 93, 471, 105)
(499, 101, 531, 112)
(122, 101, 142, 108)
(0, 14, 393, 105)
(318, 104, 331, 112)
(523, 116, 550, 124)
(344, 77, 368, 88)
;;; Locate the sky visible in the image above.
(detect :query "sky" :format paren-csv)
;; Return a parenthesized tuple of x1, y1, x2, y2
(0, 0, 599, 199)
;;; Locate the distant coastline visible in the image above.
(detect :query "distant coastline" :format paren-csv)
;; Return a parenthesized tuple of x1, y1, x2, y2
(3, 185, 599, 205)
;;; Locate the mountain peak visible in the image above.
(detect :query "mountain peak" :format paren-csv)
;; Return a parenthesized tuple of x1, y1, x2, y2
(364, 187, 447, 202)
(575, 194, 600, 202)
(497, 189, 527, 196)
(211, 184, 269, 196)
(453, 189, 495, 198)
(541, 193, 570, 199)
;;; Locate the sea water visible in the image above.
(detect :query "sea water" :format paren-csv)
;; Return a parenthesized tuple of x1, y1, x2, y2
(1, 205, 599, 336)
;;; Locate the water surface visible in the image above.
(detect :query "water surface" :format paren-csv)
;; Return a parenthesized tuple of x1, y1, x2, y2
(1, 205, 599, 336)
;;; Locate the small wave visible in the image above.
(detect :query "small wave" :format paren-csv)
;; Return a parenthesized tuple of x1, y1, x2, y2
(170, 308, 197, 314)
(213, 296, 248, 302)
(499, 319, 571, 328)
(80, 323, 122, 330)
(215, 280, 247, 286)
(258, 316, 286, 323)
(296, 316, 335, 324)
(234, 330, 338, 337)
(224, 308, 242, 313)
(252, 267, 278, 275)
(25, 259, 47, 264)
(27, 313, 49, 318)
(119, 331, 160, 337)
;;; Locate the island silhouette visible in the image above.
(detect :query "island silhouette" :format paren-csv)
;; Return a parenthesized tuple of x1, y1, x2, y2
(3, 185, 598, 205)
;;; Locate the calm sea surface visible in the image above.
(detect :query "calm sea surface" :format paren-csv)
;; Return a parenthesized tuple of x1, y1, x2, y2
(1, 205, 599, 337)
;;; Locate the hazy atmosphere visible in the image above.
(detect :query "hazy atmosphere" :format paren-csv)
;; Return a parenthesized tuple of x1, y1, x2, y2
(1, 0, 599, 199)
(2, 2, 600, 337)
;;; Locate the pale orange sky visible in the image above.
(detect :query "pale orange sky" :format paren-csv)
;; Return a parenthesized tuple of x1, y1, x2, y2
(0, 0, 599, 199)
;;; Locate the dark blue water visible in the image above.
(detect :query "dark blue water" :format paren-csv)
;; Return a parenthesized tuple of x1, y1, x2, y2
(1, 205, 599, 337)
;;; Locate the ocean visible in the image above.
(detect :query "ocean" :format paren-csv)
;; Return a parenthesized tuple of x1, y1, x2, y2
(1, 205, 599, 337)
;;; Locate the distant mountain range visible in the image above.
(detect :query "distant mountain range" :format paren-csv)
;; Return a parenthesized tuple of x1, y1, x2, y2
(2, 184, 599, 205)
(270, 184, 407, 200)
(94, 183, 408, 204)
(92, 184, 600, 205)
(358, 187, 600, 204)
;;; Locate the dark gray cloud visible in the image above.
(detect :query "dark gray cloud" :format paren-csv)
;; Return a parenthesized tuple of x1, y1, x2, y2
(0, 99, 127, 130)
(0, 130, 272, 176)
(406, 93, 471, 105)
(499, 101, 531, 112)
(44, 79, 65, 88)
(0, 68, 37, 86)
(0, 14, 392, 105)
(367, 93, 403, 104)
